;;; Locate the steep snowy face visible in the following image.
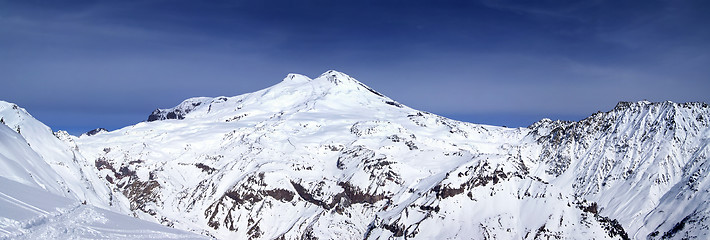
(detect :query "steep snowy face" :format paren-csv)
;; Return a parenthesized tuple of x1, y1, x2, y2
(0, 123, 65, 190)
(0, 101, 120, 211)
(527, 101, 710, 239)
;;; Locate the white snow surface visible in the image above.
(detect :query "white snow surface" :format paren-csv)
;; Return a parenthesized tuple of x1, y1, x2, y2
(2, 70, 709, 239)
(0, 101, 119, 211)
(0, 176, 208, 239)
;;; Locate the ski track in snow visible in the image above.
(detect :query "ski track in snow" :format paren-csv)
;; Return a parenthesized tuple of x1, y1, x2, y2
(0, 191, 51, 216)
(0, 176, 208, 239)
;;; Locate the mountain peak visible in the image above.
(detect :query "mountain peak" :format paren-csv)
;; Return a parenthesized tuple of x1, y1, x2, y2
(280, 70, 363, 89)
(613, 100, 668, 111)
(282, 73, 312, 83)
(311, 70, 388, 98)
(281, 70, 355, 86)
(146, 70, 408, 122)
(316, 70, 354, 85)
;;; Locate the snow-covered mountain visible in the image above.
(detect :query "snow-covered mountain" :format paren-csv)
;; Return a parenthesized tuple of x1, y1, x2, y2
(1, 70, 709, 239)
(0, 101, 118, 209)
(527, 101, 710, 239)
(0, 102, 208, 239)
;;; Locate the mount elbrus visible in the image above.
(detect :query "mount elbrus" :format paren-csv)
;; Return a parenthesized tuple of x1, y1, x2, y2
(1, 70, 708, 239)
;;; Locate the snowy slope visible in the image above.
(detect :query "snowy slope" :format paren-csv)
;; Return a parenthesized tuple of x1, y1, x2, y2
(67, 70, 710, 239)
(0, 175, 209, 239)
(0, 103, 209, 239)
(0, 101, 122, 211)
(0, 123, 66, 191)
(526, 101, 710, 239)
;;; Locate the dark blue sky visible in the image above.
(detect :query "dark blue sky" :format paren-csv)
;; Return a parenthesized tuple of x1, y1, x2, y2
(1, 0, 709, 134)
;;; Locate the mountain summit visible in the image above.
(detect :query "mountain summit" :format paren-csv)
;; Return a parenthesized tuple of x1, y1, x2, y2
(148, 70, 407, 122)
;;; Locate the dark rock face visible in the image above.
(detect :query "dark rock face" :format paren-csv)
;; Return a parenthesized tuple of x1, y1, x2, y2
(84, 128, 108, 136)
(147, 110, 162, 122)
(147, 101, 204, 122)
(289, 181, 387, 210)
(148, 109, 187, 122)
(576, 200, 629, 240)
(94, 157, 162, 215)
(123, 179, 161, 213)
(195, 163, 216, 174)
(95, 158, 115, 172)
(385, 101, 403, 108)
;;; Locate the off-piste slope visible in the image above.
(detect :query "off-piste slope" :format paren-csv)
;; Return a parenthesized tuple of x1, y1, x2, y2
(0, 174, 209, 239)
(71, 70, 710, 239)
(0, 115, 210, 239)
(0, 101, 121, 211)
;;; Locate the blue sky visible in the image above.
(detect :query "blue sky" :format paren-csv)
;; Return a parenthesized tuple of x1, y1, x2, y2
(1, 0, 709, 134)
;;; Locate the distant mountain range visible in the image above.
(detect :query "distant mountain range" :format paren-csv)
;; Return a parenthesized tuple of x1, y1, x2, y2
(1, 70, 708, 239)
